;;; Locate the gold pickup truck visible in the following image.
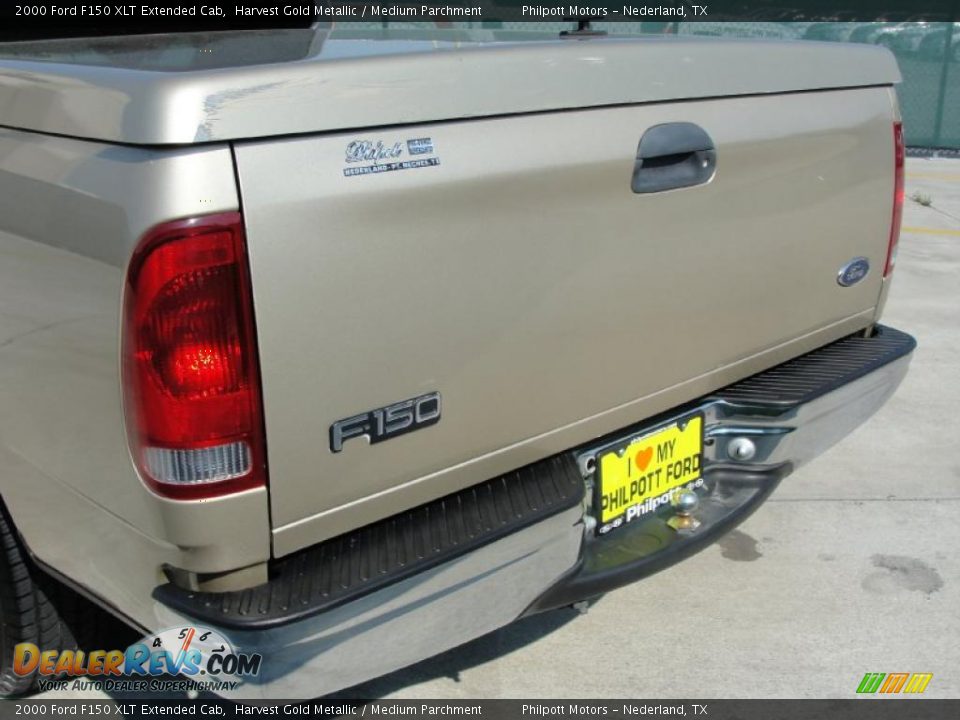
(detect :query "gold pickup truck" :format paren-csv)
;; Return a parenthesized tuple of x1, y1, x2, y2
(0, 26, 914, 697)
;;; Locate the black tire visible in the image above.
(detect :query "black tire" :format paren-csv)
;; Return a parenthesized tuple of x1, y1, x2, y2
(0, 506, 76, 696)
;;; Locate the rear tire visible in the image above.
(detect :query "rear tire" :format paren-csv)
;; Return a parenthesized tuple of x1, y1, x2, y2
(0, 507, 76, 696)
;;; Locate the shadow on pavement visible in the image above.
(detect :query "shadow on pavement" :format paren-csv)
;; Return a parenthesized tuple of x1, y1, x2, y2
(327, 602, 592, 700)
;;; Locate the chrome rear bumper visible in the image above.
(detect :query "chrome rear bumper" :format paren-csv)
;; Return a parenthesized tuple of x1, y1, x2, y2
(156, 326, 915, 698)
(530, 327, 914, 612)
(157, 502, 585, 698)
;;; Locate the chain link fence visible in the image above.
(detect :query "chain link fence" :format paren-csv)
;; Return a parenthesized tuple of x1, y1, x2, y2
(651, 21, 959, 149)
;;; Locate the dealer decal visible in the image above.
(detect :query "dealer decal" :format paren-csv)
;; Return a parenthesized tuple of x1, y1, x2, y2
(343, 138, 440, 177)
(595, 415, 704, 534)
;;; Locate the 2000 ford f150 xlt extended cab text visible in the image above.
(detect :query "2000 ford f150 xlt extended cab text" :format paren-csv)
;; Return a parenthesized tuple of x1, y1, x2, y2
(0, 26, 915, 697)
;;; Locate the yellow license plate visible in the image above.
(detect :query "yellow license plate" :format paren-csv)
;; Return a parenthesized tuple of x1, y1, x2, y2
(597, 414, 703, 528)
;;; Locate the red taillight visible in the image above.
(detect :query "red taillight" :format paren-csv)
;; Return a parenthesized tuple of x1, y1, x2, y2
(885, 121, 905, 277)
(123, 213, 266, 500)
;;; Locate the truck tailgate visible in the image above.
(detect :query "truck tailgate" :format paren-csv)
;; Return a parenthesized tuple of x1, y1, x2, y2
(235, 86, 896, 553)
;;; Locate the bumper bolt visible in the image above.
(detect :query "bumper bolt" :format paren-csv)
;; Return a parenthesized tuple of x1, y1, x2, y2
(728, 437, 757, 461)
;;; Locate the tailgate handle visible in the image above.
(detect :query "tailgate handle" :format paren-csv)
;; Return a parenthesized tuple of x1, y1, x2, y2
(632, 123, 716, 194)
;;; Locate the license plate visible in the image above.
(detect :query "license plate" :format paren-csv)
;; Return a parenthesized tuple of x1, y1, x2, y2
(596, 414, 703, 532)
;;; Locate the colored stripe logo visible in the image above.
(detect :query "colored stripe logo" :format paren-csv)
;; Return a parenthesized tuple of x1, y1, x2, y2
(857, 672, 933, 694)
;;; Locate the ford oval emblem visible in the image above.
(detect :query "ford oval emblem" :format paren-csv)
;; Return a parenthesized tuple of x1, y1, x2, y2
(837, 257, 870, 287)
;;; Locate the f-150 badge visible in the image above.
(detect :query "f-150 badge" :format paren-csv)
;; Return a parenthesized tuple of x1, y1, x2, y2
(330, 392, 441, 452)
(343, 138, 439, 177)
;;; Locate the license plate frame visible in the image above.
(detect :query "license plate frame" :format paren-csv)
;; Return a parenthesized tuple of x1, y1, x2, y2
(594, 412, 705, 535)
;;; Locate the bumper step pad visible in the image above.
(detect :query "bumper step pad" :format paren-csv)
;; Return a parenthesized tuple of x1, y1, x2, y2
(155, 453, 585, 629)
(713, 325, 916, 408)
